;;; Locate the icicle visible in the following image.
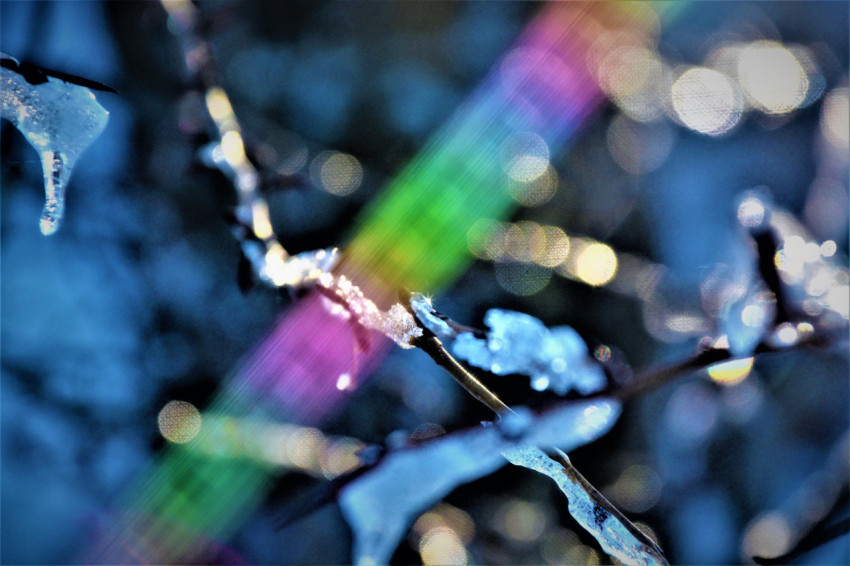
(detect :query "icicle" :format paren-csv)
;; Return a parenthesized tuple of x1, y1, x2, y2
(1, 53, 109, 235)
(39, 151, 68, 235)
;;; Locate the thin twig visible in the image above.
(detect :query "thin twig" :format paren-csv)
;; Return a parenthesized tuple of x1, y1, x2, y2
(602, 347, 732, 401)
(160, 0, 295, 287)
(601, 326, 844, 402)
(410, 331, 513, 417)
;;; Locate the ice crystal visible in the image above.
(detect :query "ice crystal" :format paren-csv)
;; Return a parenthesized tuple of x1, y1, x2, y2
(1, 53, 109, 235)
(338, 398, 620, 565)
(383, 303, 424, 349)
(409, 292, 456, 339)
(319, 275, 422, 348)
(451, 309, 605, 395)
(503, 446, 667, 566)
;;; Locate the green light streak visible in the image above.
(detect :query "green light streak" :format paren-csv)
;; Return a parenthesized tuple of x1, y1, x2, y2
(346, 94, 520, 292)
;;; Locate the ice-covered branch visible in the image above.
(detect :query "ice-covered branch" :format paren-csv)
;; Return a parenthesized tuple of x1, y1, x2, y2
(337, 399, 622, 565)
(316, 274, 422, 350)
(401, 291, 665, 565)
(504, 446, 668, 566)
(1, 53, 110, 235)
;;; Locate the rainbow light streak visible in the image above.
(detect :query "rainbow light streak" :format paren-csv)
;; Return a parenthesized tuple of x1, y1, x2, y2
(91, 3, 669, 563)
(344, 4, 610, 293)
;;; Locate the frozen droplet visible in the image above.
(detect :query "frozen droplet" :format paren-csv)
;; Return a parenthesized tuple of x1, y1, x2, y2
(531, 376, 550, 391)
(1, 53, 109, 235)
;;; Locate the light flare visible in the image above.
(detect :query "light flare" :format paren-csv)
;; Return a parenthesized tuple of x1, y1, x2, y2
(220, 130, 247, 168)
(742, 512, 793, 561)
(670, 67, 742, 136)
(311, 151, 363, 196)
(737, 41, 809, 115)
(568, 240, 618, 286)
(158, 401, 203, 444)
(820, 87, 849, 151)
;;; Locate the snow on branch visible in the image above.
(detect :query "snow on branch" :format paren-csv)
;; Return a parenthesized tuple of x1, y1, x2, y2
(410, 292, 606, 395)
(317, 274, 422, 349)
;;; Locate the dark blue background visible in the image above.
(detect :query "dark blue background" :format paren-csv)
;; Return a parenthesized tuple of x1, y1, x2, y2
(2, 2, 847, 564)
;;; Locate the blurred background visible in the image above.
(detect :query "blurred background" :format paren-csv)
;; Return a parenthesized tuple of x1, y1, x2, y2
(1, 1, 848, 564)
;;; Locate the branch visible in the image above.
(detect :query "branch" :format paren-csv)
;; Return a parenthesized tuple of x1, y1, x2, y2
(549, 449, 669, 565)
(403, 290, 667, 564)
(603, 347, 731, 401)
(410, 330, 513, 417)
(602, 323, 845, 402)
(161, 0, 339, 290)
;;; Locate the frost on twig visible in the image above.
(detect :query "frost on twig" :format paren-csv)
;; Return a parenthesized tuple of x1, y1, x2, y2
(409, 293, 605, 395)
(318, 275, 422, 349)
(504, 446, 668, 566)
(1, 53, 110, 235)
(337, 399, 620, 565)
